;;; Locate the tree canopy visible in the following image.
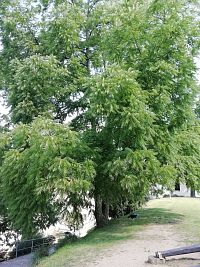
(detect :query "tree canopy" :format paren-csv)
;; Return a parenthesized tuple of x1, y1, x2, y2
(0, 117, 95, 237)
(0, 0, 200, 236)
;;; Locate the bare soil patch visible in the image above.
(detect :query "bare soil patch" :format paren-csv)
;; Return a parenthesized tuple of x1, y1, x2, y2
(83, 224, 200, 267)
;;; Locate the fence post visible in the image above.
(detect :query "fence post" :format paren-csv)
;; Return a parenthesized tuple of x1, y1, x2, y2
(31, 240, 33, 253)
(15, 241, 18, 258)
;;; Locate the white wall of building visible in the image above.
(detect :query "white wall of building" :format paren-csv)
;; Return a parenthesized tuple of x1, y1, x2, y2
(151, 183, 200, 198)
(172, 183, 191, 197)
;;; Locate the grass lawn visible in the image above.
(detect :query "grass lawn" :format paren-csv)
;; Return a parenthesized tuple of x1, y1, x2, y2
(147, 197, 200, 243)
(35, 197, 200, 267)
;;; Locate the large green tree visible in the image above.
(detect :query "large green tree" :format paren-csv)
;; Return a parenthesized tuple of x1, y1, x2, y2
(80, 0, 200, 224)
(0, 0, 200, 235)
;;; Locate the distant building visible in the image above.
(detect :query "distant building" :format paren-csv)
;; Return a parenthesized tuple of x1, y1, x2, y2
(172, 182, 200, 198)
(150, 182, 200, 199)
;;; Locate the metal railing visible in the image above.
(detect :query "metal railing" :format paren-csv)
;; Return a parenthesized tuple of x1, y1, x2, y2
(15, 236, 55, 258)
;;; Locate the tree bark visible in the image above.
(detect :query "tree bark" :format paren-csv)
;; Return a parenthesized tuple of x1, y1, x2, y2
(94, 195, 109, 227)
(191, 189, 195, 197)
(102, 201, 109, 219)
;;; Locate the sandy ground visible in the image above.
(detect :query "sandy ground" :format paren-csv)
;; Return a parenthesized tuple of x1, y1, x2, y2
(83, 225, 200, 267)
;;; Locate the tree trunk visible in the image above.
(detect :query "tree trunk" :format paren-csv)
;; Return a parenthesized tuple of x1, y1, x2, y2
(191, 189, 195, 197)
(102, 201, 109, 219)
(94, 195, 109, 227)
(190, 182, 196, 198)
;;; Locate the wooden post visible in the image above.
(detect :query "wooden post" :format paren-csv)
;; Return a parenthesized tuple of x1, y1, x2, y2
(156, 244, 200, 259)
(31, 240, 33, 253)
(15, 241, 18, 258)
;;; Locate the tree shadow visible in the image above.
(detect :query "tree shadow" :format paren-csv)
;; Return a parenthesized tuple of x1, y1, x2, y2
(78, 208, 184, 246)
(136, 208, 184, 225)
(41, 208, 184, 267)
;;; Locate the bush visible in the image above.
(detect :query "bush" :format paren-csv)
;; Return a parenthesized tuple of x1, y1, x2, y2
(32, 234, 78, 266)
(56, 233, 78, 249)
(32, 245, 50, 266)
(0, 250, 7, 262)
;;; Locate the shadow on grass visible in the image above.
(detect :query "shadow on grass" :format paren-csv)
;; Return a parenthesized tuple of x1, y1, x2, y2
(35, 208, 184, 267)
(76, 208, 184, 246)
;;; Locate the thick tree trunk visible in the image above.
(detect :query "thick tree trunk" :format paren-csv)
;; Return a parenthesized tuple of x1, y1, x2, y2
(189, 181, 196, 197)
(94, 195, 103, 227)
(191, 189, 195, 197)
(102, 202, 109, 219)
(94, 195, 109, 227)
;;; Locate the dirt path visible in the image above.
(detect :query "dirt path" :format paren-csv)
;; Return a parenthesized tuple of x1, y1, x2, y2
(84, 225, 200, 267)
(0, 254, 33, 267)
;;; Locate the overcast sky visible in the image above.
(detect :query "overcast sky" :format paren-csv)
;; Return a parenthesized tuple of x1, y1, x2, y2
(0, 58, 200, 117)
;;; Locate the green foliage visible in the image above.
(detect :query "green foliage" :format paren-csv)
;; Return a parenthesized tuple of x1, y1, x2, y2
(0, 117, 95, 237)
(171, 124, 200, 189)
(82, 0, 200, 212)
(0, 0, 200, 233)
(102, 0, 200, 131)
(33, 245, 50, 265)
(8, 55, 68, 123)
(56, 234, 78, 250)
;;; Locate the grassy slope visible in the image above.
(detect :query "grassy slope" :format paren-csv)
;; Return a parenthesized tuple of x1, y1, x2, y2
(147, 197, 200, 243)
(35, 197, 200, 267)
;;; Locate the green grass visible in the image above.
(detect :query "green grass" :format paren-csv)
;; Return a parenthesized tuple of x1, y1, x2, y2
(35, 197, 200, 267)
(147, 197, 200, 242)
